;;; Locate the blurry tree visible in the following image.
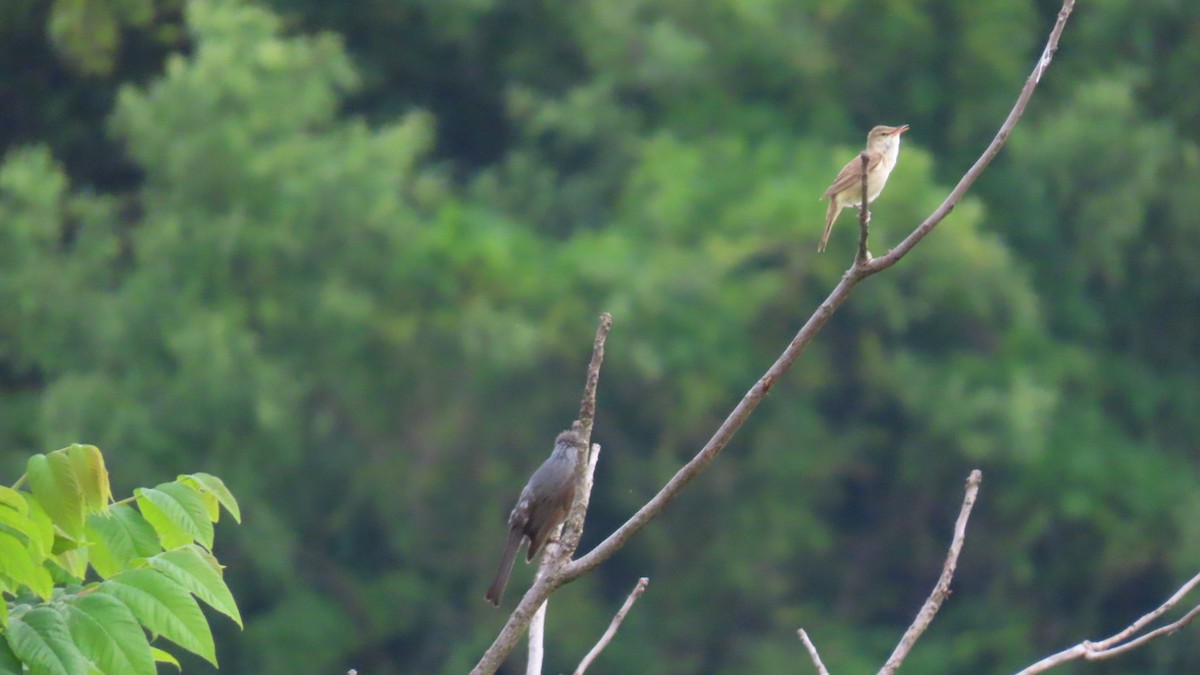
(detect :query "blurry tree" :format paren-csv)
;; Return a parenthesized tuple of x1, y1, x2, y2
(0, 0, 1198, 673)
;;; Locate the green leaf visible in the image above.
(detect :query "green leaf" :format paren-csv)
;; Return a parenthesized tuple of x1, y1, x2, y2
(0, 637, 21, 675)
(0, 487, 28, 515)
(133, 496, 190, 550)
(180, 473, 241, 524)
(148, 545, 242, 628)
(65, 593, 156, 675)
(0, 503, 36, 552)
(0, 530, 53, 600)
(26, 453, 84, 538)
(156, 483, 214, 549)
(86, 505, 162, 580)
(99, 569, 216, 666)
(197, 490, 220, 523)
(150, 646, 180, 669)
(66, 444, 112, 514)
(53, 545, 89, 582)
(22, 497, 56, 564)
(50, 528, 84, 555)
(6, 607, 90, 675)
(136, 484, 213, 550)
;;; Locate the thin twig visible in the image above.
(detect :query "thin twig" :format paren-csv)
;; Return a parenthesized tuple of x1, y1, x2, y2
(1088, 604, 1200, 661)
(1016, 573, 1200, 674)
(574, 577, 650, 675)
(856, 151, 871, 264)
(877, 470, 983, 675)
(1090, 571, 1200, 650)
(798, 629, 832, 675)
(577, 312, 613, 444)
(564, 311, 613, 551)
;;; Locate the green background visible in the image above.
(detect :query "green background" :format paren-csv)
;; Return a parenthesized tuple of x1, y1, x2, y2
(2, 0, 1199, 672)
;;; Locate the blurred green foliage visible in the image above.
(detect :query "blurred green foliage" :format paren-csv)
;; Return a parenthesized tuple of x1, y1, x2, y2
(1, 0, 1199, 672)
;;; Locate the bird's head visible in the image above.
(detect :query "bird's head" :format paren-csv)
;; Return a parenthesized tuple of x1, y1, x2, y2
(867, 124, 909, 151)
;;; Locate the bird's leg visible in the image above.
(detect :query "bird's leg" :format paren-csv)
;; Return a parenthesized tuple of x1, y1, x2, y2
(857, 205, 872, 224)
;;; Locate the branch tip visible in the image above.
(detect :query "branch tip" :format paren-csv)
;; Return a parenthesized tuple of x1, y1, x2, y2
(574, 577, 650, 675)
(798, 629, 832, 675)
(877, 470, 982, 674)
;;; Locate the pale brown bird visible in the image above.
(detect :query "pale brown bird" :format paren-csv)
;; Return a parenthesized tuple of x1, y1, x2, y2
(818, 124, 909, 252)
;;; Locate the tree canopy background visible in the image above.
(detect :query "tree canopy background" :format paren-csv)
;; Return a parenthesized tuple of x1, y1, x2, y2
(2, 0, 1199, 672)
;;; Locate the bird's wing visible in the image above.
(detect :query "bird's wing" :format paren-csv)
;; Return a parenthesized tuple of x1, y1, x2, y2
(820, 150, 885, 200)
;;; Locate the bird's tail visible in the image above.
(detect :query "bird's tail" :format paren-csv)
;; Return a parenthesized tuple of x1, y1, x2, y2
(818, 198, 839, 252)
(485, 528, 524, 606)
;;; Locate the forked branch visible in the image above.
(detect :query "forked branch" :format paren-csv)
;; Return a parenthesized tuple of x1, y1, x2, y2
(1016, 572, 1200, 674)
(574, 577, 650, 675)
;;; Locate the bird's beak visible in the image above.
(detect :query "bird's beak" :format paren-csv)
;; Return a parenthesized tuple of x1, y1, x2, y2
(893, 124, 910, 135)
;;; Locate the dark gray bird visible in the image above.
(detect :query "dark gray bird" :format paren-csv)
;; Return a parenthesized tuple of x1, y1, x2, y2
(485, 427, 585, 606)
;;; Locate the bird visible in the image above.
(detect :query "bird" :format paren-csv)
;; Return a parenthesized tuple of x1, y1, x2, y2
(818, 124, 909, 252)
(485, 426, 586, 606)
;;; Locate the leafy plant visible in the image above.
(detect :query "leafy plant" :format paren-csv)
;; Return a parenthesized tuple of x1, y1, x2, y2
(0, 443, 241, 674)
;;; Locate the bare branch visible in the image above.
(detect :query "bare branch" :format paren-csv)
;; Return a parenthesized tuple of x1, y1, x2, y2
(1089, 604, 1200, 661)
(558, 0, 1074, 588)
(877, 470, 983, 675)
(798, 629, 832, 675)
(473, 576, 559, 675)
(526, 602, 547, 675)
(574, 577, 650, 675)
(1016, 572, 1200, 674)
(856, 151, 871, 264)
(863, 0, 1075, 275)
(473, 314, 612, 675)
(560, 311, 613, 556)
(577, 311, 613, 443)
(1090, 571, 1200, 650)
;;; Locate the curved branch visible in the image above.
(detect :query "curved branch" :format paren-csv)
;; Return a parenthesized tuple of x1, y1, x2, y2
(1016, 572, 1200, 674)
